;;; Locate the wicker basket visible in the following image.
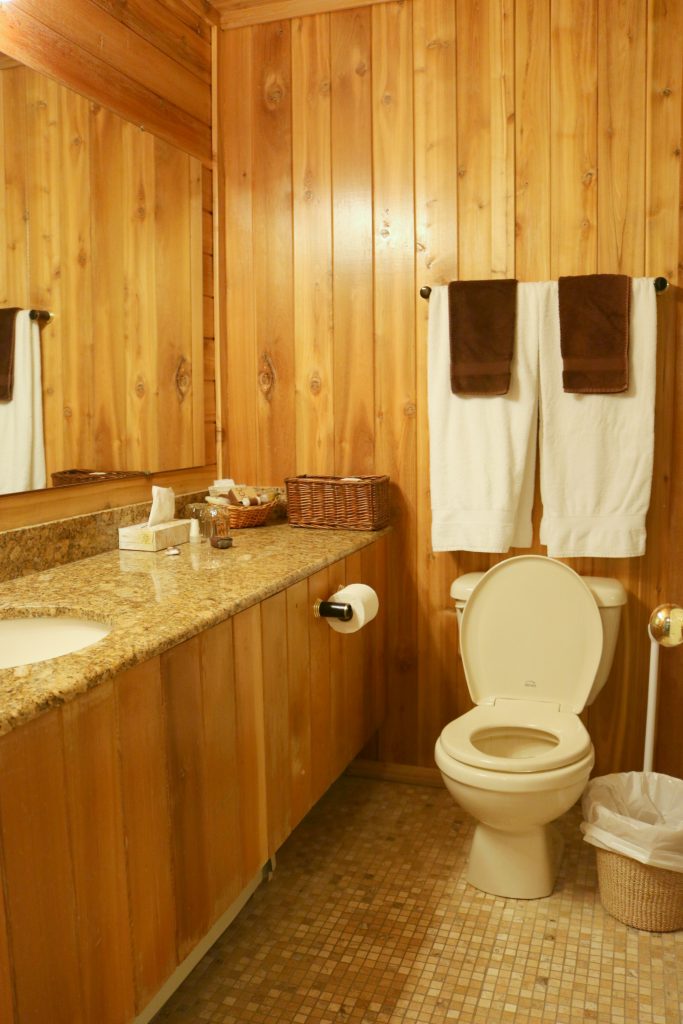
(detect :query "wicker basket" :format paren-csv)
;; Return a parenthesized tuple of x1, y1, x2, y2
(596, 848, 683, 932)
(285, 475, 390, 530)
(226, 500, 274, 529)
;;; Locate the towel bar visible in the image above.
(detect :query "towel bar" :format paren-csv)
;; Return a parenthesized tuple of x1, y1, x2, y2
(28, 309, 54, 323)
(420, 277, 669, 299)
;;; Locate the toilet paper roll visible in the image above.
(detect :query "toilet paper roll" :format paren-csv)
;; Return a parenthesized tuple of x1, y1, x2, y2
(326, 584, 379, 634)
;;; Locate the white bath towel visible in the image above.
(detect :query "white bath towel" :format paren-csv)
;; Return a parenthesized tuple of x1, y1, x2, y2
(428, 284, 538, 552)
(0, 311, 46, 495)
(539, 277, 657, 558)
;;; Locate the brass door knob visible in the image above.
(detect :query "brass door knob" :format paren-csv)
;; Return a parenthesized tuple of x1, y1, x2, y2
(648, 604, 683, 647)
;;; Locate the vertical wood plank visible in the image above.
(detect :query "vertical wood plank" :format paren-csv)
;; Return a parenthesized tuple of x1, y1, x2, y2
(61, 682, 136, 1024)
(220, 27, 258, 483)
(308, 566, 333, 800)
(413, 0, 462, 766)
(330, 6, 375, 476)
(286, 576, 313, 829)
(0, 68, 29, 309)
(0, 839, 15, 1024)
(90, 102, 127, 471)
(233, 603, 269, 881)
(550, 0, 598, 276)
(292, 13, 334, 474)
(596, 0, 646, 275)
(372, 0, 417, 764)
(116, 658, 177, 1013)
(0, 710, 83, 1024)
(515, 0, 551, 281)
(252, 20, 296, 484)
(59, 86, 94, 469)
(343, 550, 366, 761)
(161, 636, 211, 961)
(199, 619, 243, 919)
(261, 589, 292, 853)
(122, 122, 159, 472)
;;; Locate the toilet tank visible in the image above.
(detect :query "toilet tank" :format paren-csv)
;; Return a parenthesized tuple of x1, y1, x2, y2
(450, 571, 627, 706)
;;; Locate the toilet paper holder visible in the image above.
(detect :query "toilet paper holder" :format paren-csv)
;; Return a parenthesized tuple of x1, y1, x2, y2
(313, 598, 353, 622)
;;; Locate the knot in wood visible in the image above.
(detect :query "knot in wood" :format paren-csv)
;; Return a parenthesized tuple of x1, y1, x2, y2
(175, 356, 191, 402)
(135, 375, 146, 399)
(309, 371, 322, 396)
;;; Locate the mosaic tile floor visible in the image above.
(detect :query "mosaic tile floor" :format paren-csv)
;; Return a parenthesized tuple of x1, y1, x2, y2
(154, 776, 683, 1024)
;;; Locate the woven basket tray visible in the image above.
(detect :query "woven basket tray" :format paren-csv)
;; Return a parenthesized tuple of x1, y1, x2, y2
(227, 501, 274, 529)
(285, 475, 390, 530)
(596, 848, 683, 931)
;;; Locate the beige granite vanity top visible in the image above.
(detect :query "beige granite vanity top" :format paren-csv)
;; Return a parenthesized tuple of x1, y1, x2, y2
(0, 523, 385, 736)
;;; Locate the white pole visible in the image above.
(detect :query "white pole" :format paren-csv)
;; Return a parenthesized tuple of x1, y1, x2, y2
(643, 635, 659, 772)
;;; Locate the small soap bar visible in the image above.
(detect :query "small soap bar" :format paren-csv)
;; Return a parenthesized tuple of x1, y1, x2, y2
(118, 519, 191, 552)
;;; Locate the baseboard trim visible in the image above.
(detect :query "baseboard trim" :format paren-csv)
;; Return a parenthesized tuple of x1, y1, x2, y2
(345, 759, 443, 788)
(134, 864, 266, 1024)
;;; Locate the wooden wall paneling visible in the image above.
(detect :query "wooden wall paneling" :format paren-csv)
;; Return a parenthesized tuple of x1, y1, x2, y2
(286, 577, 313, 829)
(413, 0, 462, 766)
(252, 21, 296, 484)
(514, 0, 551, 281)
(0, 70, 29, 308)
(23, 70, 65, 479)
(0, 4, 212, 163)
(59, 86, 95, 469)
(330, 7, 374, 477)
(61, 682, 136, 1024)
(596, 0, 646, 274)
(645, 0, 683, 283)
(0, 709, 83, 1024)
(549, 0, 598, 276)
(261, 589, 292, 854)
(0, 839, 14, 1024)
(90, 103, 127, 472)
(198, 619, 244, 921)
(292, 14, 335, 474)
(360, 537, 387, 739)
(220, 26, 259, 482)
(190, 154, 207, 466)
(161, 636, 212, 961)
(658, 288, 683, 776)
(456, 0, 512, 279)
(123, 123, 159, 473)
(154, 140, 197, 469)
(371, 0, 418, 765)
(342, 551, 367, 761)
(327, 556, 349, 778)
(308, 566, 334, 800)
(232, 603, 269, 882)
(116, 658, 177, 1013)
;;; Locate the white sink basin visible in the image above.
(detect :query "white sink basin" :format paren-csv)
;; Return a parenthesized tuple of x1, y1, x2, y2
(0, 616, 111, 669)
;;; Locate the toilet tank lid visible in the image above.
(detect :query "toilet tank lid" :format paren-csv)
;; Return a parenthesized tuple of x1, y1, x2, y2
(451, 572, 626, 608)
(450, 573, 485, 603)
(582, 576, 627, 608)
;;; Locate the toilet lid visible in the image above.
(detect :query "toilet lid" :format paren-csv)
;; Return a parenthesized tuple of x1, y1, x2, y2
(460, 556, 603, 713)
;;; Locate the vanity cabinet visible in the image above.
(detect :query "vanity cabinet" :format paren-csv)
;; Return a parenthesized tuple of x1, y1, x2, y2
(0, 538, 386, 1024)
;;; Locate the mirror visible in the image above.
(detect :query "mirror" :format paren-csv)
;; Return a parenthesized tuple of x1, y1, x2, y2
(0, 55, 207, 496)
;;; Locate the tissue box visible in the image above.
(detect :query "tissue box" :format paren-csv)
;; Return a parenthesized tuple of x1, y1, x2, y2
(118, 519, 191, 552)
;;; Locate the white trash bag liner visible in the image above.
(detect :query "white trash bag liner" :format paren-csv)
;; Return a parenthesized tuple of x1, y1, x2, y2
(581, 772, 683, 873)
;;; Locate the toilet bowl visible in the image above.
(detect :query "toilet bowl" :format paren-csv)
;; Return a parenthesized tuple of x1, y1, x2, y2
(435, 555, 626, 899)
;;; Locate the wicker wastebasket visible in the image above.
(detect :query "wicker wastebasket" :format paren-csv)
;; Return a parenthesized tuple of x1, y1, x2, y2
(581, 772, 683, 932)
(595, 848, 683, 932)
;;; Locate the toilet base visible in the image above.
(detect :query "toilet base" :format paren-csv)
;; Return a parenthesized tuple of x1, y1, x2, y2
(466, 821, 564, 899)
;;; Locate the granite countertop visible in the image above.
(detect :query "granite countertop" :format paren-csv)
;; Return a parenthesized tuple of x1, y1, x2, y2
(0, 523, 385, 736)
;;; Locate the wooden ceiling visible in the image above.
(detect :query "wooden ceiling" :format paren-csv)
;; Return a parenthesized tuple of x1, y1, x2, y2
(211, 0, 381, 29)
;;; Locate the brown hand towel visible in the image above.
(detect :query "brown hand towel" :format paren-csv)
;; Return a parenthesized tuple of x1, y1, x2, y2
(0, 308, 21, 401)
(448, 280, 517, 396)
(558, 274, 631, 393)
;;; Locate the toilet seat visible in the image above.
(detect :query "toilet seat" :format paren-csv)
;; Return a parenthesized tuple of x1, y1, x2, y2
(439, 700, 592, 773)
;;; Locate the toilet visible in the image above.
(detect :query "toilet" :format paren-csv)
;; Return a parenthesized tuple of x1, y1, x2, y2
(434, 555, 626, 900)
